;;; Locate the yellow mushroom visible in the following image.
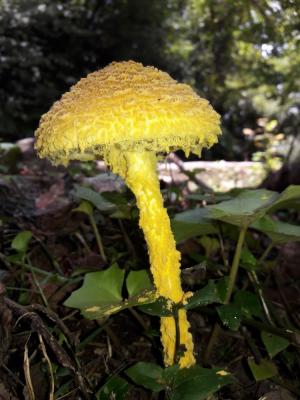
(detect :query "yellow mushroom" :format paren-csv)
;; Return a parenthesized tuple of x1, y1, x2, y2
(35, 60, 221, 368)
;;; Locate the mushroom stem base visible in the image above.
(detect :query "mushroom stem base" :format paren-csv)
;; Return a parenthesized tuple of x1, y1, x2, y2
(111, 150, 195, 368)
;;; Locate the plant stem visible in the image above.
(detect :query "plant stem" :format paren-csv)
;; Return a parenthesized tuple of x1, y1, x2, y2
(128, 307, 148, 331)
(27, 257, 49, 307)
(258, 241, 274, 265)
(248, 270, 275, 325)
(88, 214, 107, 263)
(243, 317, 300, 348)
(118, 219, 137, 259)
(205, 226, 247, 364)
(225, 226, 247, 304)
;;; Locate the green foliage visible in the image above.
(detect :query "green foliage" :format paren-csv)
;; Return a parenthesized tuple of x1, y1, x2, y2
(64, 264, 156, 319)
(172, 208, 218, 242)
(217, 304, 242, 331)
(207, 189, 278, 228)
(138, 296, 175, 317)
(126, 362, 165, 392)
(11, 230, 33, 254)
(217, 291, 263, 331)
(1, 0, 171, 140)
(248, 358, 278, 382)
(173, 186, 300, 241)
(261, 331, 290, 358)
(72, 200, 94, 216)
(184, 280, 221, 310)
(252, 216, 300, 243)
(126, 270, 152, 298)
(2, 0, 299, 163)
(73, 185, 116, 213)
(64, 263, 125, 316)
(3, 175, 300, 398)
(126, 362, 232, 400)
(96, 376, 130, 400)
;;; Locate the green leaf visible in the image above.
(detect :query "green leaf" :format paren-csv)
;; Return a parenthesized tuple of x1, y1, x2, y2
(73, 184, 116, 212)
(185, 281, 221, 310)
(248, 358, 278, 381)
(172, 207, 218, 243)
(207, 189, 278, 227)
(126, 364, 232, 400)
(126, 270, 153, 297)
(172, 220, 218, 243)
(252, 216, 300, 244)
(97, 376, 129, 400)
(126, 362, 165, 392)
(187, 193, 232, 203)
(241, 248, 257, 267)
(173, 208, 211, 224)
(217, 304, 242, 331)
(139, 297, 174, 317)
(198, 236, 220, 257)
(234, 290, 263, 319)
(73, 200, 93, 216)
(11, 230, 32, 253)
(64, 263, 125, 315)
(261, 331, 290, 358)
(167, 366, 232, 400)
(216, 277, 229, 303)
(267, 185, 300, 212)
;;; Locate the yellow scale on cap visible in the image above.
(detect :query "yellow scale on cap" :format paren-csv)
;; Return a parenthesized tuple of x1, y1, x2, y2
(35, 61, 221, 368)
(35, 61, 220, 165)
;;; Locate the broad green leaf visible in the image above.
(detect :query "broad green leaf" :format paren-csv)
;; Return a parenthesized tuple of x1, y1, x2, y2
(185, 281, 221, 310)
(167, 366, 232, 400)
(73, 184, 116, 212)
(172, 220, 218, 243)
(172, 208, 218, 242)
(234, 290, 263, 319)
(126, 363, 232, 400)
(173, 207, 211, 224)
(126, 270, 153, 297)
(64, 262, 157, 319)
(11, 230, 32, 253)
(248, 358, 278, 381)
(261, 331, 290, 358)
(267, 185, 300, 212)
(252, 216, 300, 243)
(97, 376, 129, 400)
(73, 200, 93, 216)
(207, 189, 278, 227)
(126, 362, 164, 392)
(217, 304, 242, 331)
(64, 263, 125, 312)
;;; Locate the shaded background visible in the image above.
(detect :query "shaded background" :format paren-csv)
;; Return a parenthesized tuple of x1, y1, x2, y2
(1, 0, 299, 162)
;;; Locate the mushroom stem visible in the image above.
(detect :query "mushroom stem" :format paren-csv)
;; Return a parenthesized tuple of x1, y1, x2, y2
(110, 149, 195, 368)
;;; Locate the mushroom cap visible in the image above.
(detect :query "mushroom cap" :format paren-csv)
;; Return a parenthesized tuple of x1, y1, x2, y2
(35, 61, 221, 165)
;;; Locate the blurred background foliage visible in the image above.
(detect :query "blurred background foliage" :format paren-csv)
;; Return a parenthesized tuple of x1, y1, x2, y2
(0, 0, 299, 161)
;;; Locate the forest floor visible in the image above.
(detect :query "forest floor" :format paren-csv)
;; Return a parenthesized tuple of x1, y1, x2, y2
(0, 138, 299, 400)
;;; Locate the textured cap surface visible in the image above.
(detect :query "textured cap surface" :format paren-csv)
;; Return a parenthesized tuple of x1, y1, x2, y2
(35, 61, 221, 165)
